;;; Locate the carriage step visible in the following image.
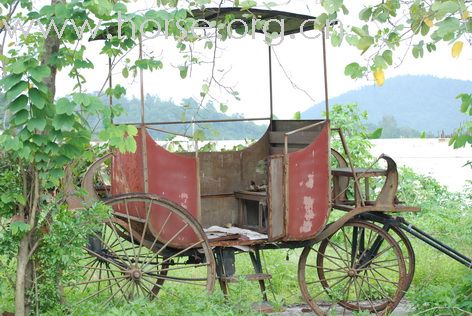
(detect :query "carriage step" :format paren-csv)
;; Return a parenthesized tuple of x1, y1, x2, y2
(221, 273, 272, 283)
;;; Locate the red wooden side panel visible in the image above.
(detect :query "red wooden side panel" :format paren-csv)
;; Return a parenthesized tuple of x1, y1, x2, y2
(111, 133, 145, 196)
(285, 124, 330, 240)
(112, 128, 200, 248)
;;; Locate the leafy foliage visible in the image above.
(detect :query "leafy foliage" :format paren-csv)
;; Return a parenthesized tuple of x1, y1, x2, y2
(322, 0, 471, 149)
(328, 103, 376, 166)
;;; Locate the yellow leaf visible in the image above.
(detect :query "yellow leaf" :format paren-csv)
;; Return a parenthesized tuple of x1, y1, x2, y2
(462, 10, 470, 20)
(424, 18, 433, 28)
(374, 69, 385, 86)
(452, 41, 463, 58)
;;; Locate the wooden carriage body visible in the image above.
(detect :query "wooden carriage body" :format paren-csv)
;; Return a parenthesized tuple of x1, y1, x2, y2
(111, 120, 330, 244)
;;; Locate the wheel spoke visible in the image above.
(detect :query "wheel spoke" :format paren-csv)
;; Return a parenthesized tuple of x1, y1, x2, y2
(136, 201, 153, 260)
(146, 262, 209, 274)
(123, 199, 139, 264)
(311, 246, 347, 270)
(73, 275, 128, 306)
(140, 212, 173, 268)
(154, 223, 190, 258)
(306, 264, 346, 272)
(107, 221, 134, 264)
(152, 239, 204, 269)
(354, 277, 378, 313)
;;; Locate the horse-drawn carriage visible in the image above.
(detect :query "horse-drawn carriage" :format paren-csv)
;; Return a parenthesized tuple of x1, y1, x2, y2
(67, 8, 471, 315)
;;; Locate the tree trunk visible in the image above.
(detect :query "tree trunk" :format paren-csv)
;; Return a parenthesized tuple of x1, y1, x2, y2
(14, 0, 63, 313)
(14, 236, 30, 316)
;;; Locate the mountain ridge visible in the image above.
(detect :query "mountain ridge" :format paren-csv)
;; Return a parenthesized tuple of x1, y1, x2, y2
(302, 75, 471, 135)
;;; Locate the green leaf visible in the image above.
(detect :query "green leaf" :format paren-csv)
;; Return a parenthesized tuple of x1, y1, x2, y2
(382, 50, 393, 65)
(29, 65, 51, 82)
(5, 81, 28, 102)
(193, 129, 205, 141)
(204, 41, 213, 49)
(56, 98, 75, 115)
(359, 7, 372, 21)
(292, 111, 301, 120)
(30, 77, 49, 94)
(54, 3, 69, 19)
(322, 0, 343, 14)
(53, 114, 75, 131)
(11, 221, 30, 236)
(412, 41, 424, 58)
(0, 73, 23, 91)
(431, 1, 460, 17)
(49, 168, 65, 179)
(0, 134, 22, 151)
(201, 83, 209, 96)
(369, 128, 383, 139)
(240, 0, 257, 10)
(9, 95, 28, 113)
(122, 67, 129, 78)
(12, 109, 29, 125)
(457, 93, 472, 115)
(114, 2, 127, 13)
(29, 88, 46, 109)
(27, 117, 47, 132)
(373, 55, 387, 69)
(9, 60, 27, 74)
(420, 22, 430, 36)
(330, 31, 342, 47)
(344, 63, 367, 79)
(219, 103, 228, 113)
(356, 36, 374, 52)
(434, 17, 460, 39)
(179, 65, 188, 79)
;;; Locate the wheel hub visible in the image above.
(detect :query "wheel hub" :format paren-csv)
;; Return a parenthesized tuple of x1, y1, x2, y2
(347, 268, 358, 277)
(127, 266, 143, 280)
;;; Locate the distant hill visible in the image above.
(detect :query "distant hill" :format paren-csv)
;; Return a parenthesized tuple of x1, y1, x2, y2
(302, 75, 471, 136)
(111, 95, 268, 140)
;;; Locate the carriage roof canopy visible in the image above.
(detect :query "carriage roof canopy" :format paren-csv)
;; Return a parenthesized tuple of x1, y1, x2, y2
(93, 7, 320, 40)
(190, 7, 318, 35)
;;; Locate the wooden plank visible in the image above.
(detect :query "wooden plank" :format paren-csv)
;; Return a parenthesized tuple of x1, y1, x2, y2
(235, 191, 267, 201)
(268, 156, 285, 241)
(270, 147, 301, 155)
(272, 120, 325, 132)
(332, 167, 387, 177)
(269, 131, 319, 145)
(200, 197, 238, 227)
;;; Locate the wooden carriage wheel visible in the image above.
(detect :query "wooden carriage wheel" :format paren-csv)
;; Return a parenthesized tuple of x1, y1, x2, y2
(298, 220, 407, 315)
(65, 194, 215, 307)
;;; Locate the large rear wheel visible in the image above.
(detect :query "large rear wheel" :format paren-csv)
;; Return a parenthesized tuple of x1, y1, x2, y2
(298, 220, 407, 315)
(65, 193, 215, 308)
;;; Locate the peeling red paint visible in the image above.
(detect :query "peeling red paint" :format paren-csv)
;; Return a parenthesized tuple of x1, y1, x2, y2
(286, 124, 330, 240)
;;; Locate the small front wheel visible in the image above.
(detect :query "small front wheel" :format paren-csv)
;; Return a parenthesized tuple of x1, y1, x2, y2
(298, 220, 407, 315)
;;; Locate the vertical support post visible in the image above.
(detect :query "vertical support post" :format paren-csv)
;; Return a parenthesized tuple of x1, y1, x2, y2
(138, 36, 149, 193)
(108, 56, 114, 125)
(321, 29, 329, 121)
(268, 46, 274, 126)
(322, 28, 332, 210)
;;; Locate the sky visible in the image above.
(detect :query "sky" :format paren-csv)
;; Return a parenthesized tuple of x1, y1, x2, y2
(45, 0, 472, 120)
